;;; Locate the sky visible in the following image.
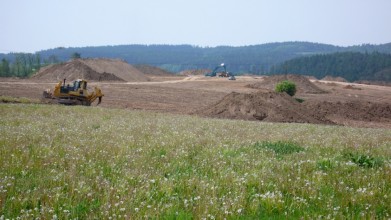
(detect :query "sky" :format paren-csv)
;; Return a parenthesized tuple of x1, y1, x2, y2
(1, 0, 391, 53)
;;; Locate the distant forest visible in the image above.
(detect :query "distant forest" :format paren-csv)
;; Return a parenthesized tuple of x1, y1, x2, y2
(270, 52, 391, 82)
(1, 42, 391, 81)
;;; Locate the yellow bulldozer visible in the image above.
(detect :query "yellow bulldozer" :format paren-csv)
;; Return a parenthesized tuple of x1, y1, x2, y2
(43, 79, 103, 106)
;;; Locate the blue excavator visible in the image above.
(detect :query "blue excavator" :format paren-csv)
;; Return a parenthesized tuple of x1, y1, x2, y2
(205, 63, 236, 80)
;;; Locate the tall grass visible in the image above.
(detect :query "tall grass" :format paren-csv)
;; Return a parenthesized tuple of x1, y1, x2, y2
(0, 104, 390, 219)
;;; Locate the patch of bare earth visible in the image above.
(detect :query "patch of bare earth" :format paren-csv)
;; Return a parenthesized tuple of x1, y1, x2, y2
(322, 75, 348, 82)
(1, 69, 391, 128)
(247, 74, 327, 94)
(196, 90, 334, 124)
(178, 69, 211, 76)
(32, 58, 150, 82)
(304, 100, 391, 128)
(133, 64, 175, 76)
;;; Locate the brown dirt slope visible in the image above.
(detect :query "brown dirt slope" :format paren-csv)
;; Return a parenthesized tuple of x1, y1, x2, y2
(322, 75, 348, 82)
(198, 91, 334, 124)
(248, 74, 327, 94)
(304, 100, 391, 123)
(178, 69, 210, 76)
(32, 58, 150, 82)
(199, 89, 391, 126)
(354, 80, 391, 87)
(133, 64, 175, 76)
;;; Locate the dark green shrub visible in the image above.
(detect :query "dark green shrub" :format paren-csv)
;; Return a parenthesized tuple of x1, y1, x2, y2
(345, 152, 383, 168)
(275, 80, 297, 96)
(253, 141, 304, 157)
(317, 159, 335, 171)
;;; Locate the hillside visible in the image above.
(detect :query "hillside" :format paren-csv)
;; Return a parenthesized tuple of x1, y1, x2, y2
(133, 64, 175, 76)
(1, 42, 391, 76)
(270, 52, 391, 82)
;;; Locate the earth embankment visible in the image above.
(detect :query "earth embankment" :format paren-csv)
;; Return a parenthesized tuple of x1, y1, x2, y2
(32, 58, 150, 82)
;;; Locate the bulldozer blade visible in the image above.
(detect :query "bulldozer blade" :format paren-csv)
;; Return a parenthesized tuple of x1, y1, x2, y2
(97, 96, 102, 105)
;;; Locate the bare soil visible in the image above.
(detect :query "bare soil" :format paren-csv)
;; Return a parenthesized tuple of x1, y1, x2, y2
(32, 58, 150, 82)
(178, 69, 210, 76)
(247, 74, 327, 94)
(133, 64, 175, 76)
(1, 71, 391, 128)
(197, 90, 334, 124)
(322, 75, 348, 82)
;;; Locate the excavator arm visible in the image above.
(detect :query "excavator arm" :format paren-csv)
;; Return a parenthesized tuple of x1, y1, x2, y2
(205, 63, 227, 77)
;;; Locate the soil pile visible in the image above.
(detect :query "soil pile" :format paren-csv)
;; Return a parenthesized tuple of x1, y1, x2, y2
(200, 90, 391, 126)
(32, 58, 150, 82)
(304, 101, 391, 123)
(355, 80, 391, 87)
(133, 64, 175, 76)
(247, 74, 327, 94)
(322, 76, 348, 82)
(178, 69, 210, 76)
(198, 91, 333, 124)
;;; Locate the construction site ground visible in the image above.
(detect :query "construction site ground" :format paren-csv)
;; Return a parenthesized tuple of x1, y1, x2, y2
(1, 75, 391, 128)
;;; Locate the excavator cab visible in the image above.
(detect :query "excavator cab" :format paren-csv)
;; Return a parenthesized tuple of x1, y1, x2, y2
(205, 63, 227, 77)
(205, 63, 234, 78)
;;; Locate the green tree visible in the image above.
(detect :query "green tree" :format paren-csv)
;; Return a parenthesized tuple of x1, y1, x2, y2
(46, 55, 59, 64)
(0, 58, 10, 77)
(13, 54, 22, 76)
(71, 52, 81, 59)
(275, 80, 297, 96)
(34, 53, 41, 72)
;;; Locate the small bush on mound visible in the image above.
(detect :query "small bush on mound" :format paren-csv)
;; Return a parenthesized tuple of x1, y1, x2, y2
(275, 80, 297, 96)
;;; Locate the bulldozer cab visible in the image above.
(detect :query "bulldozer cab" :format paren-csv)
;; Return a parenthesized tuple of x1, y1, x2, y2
(59, 79, 88, 95)
(73, 79, 87, 91)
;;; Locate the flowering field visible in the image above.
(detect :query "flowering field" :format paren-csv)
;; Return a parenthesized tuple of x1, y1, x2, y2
(0, 104, 390, 219)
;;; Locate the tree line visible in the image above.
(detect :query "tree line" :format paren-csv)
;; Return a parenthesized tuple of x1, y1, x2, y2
(0, 53, 42, 77)
(0, 52, 82, 77)
(1, 42, 391, 78)
(270, 51, 391, 82)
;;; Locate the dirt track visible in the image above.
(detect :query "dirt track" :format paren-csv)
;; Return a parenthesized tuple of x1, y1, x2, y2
(1, 75, 391, 128)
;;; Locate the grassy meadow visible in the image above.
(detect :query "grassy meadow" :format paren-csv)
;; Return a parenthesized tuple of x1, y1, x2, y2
(0, 104, 390, 219)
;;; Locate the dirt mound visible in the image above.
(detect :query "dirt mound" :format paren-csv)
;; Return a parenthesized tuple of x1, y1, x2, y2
(178, 69, 210, 76)
(199, 89, 391, 126)
(247, 74, 327, 94)
(355, 80, 391, 87)
(32, 58, 150, 82)
(322, 75, 348, 82)
(198, 91, 333, 124)
(304, 75, 318, 80)
(305, 101, 391, 123)
(133, 64, 175, 76)
(343, 85, 362, 90)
